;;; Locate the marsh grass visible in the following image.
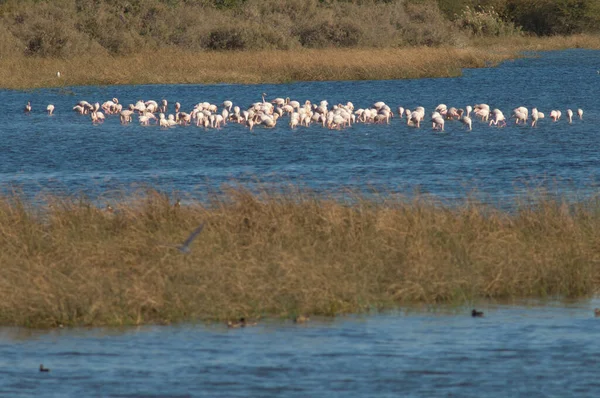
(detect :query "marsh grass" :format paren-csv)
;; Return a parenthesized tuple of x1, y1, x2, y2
(1, 187, 600, 328)
(2, 35, 599, 90)
(0, 47, 498, 89)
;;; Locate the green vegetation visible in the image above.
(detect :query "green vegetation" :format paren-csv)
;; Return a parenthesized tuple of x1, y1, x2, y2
(0, 0, 599, 88)
(1, 187, 599, 328)
(0, 0, 599, 58)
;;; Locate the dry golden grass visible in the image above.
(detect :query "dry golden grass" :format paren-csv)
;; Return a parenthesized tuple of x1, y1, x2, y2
(1, 187, 600, 328)
(471, 34, 600, 52)
(0, 47, 497, 89)
(1, 35, 599, 90)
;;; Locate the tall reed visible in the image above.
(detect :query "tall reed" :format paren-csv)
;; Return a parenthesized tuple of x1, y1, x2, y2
(0, 187, 599, 328)
(2, 34, 600, 89)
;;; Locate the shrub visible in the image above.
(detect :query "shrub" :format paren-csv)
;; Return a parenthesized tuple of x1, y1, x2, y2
(455, 5, 522, 37)
(402, 1, 462, 46)
(298, 19, 362, 48)
(503, 0, 600, 36)
(205, 26, 247, 50)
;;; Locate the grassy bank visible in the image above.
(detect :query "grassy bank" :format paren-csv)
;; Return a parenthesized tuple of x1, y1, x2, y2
(1, 187, 599, 328)
(1, 35, 600, 90)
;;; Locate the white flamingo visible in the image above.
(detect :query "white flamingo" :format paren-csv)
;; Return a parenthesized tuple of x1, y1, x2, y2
(465, 105, 473, 118)
(531, 108, 540, 127)
(458, 109, 472, 131)
(431, 112, 445, 131)
(512, 110, 527, 125)
(489, 109, 506, 127)
(566, 109, 573, 124)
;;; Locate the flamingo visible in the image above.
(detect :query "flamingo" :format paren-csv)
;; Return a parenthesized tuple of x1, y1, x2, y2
(431, 112, 445, 131)
(465, 105, 473, 118)
(408, 111, 422, 128)
(577, 108, 583, 120)
(120, 109, 134, 124)
(134, 100, 146, 113)
(91, 110, 105, 123)
(272, 97, 286, 107)
(458, 109, 472, 131)
(537, 112, 545, 123)
(489, 109, 506, 127)
(550, 110, 559, 122)
(435, 104, 447, 115)
(531, 108, 540, 127)
(158, 113, 169, 128)
(373, 101, 386, 110)
(475, 107, 489, 122)
(446, 107, 459, 120)
(290, 114, 299, 129)
(46, 104, 55, 115)
(139, 112, 157, 126)
(512, 110, 527, 125)
(24, 101, 31, 113)
(513, 106, 528, 123)
(566, 109, 573, 124)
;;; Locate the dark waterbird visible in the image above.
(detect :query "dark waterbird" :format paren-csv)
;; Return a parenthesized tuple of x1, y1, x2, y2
(39, 364, 50, 372)
(227, 317, 258, 328)
(227, 317, 247, 328)
(294, 315, 310, 323)
(471, 309, 484, 317)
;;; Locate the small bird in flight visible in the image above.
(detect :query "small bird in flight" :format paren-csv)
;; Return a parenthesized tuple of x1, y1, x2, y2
(175, 223, 205, 254)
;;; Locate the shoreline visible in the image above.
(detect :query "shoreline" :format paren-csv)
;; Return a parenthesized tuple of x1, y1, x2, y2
(1, 188, 598, 328)
(1, 35, 599, 90)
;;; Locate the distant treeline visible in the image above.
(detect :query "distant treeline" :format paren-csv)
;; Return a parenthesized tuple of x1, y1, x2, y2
(0, 0, 598, 57)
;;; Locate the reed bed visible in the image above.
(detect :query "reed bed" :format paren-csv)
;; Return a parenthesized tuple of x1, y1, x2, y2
(1, 187, 599, 328)
(2, 35, 600, 90)
(0, 47, 502, 90)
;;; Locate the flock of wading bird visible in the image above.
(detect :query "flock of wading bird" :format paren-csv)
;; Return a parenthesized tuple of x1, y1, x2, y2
(25, 94, 584, 131)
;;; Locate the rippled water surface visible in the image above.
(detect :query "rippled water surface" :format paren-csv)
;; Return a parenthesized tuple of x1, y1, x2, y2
(1, 50, 599, 204)
(2, 50, 600, 397)
(2, 303, 600, 397)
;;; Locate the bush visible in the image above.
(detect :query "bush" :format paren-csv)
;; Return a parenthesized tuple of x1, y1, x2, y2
(205, 26, 247, 50)
(0, 24, 22, 59)
(298, 19, 362, 48)
(402, 1, 462, 46)
(0, 0, 598, 58)
(455, 5, 522, 37)
(503, 0, 600, 36)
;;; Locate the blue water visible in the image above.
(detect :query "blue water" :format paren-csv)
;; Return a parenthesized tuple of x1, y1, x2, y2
(2, 50, 600, 397)
(1, 50, 599, 205)
(2, 303, 600, 397)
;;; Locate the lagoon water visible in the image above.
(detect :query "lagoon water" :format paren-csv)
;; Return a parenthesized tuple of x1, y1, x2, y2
(2, 303, 600, 397)
(1, 50, 599, 204)
(2, 50, 600, 396)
